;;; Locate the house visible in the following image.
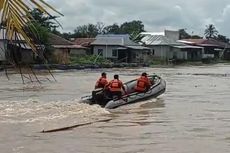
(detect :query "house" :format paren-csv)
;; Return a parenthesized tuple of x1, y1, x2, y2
(140, 30, 203, 61)
(0, 29, 35, 64)
(0, 29, 89, 65)
(48, 33, 87, 64)
(91, 34, 150, 63)
(8, 43, 38, 64)
(0, 31, 7, 64)
(72, 38, 96, 55)
(73, 38, 96, 47)
(7, 34, 87, 65)
(178, 39, 230, 59)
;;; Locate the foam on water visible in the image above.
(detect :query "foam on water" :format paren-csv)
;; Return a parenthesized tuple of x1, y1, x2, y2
(0, 98, 110, 124)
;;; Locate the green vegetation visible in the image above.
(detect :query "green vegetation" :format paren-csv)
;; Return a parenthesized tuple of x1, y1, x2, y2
(62, 20, 145, 42)
(179, 25, 230, 43)
(204, 24, 218, 39)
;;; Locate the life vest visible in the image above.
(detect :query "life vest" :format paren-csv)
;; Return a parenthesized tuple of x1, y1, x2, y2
(135, 76, 150, 92)
(109, 79, 122, 92)
(95, 77, 108, 88)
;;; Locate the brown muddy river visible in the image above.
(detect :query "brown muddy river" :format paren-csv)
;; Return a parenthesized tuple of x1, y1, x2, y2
(0, 64, 230, 153)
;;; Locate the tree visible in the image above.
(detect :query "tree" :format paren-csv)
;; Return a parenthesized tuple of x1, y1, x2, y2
(0, 0, 62, 65)
(204, 24, 218, 39)
(29, 8, 60, 32)
(103, 23, 121, 34)
(73, 24, 98, 38)
(0, 0, 62, 54)
(214, 34, 230, 43)
(179, 29, 191, 39)
(120, 20, 145, 35)
(96, 22, 105, 34)
(103, 20, 145, 42)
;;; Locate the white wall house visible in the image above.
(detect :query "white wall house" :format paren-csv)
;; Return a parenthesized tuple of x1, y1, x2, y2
(140, 30, 203, 61)
(91, 34, 151, 63)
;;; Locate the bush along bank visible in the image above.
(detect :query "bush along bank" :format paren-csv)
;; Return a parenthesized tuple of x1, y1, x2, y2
(31, 55, 150, 70)
(32, 62, 150, 70)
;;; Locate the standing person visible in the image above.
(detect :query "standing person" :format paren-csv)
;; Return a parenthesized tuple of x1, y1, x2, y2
(135, 72, 151, 92)
(95, 72, 109, 89)
(106, 74, 126, 99)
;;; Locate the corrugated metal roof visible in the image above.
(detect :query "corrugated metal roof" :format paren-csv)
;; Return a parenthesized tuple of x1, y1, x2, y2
(73, 38, 96, 47)
(53, 45, 87, 49)
(179, 39, 230, 48)
(140, 32, 164, 36)
(126, 45, 150, 50)
(91, 34, 138, 46)
(141, 35, 180, 45)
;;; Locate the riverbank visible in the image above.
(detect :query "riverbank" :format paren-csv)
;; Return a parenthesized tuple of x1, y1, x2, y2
(0, 60, 230, 72)
(32, 63, 150, 70)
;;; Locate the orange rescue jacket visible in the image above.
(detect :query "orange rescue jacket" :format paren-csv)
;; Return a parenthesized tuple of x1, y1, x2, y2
(95, 77, 108, 88)
(108, 79, 123, 92)
(135, 76, 151, 92)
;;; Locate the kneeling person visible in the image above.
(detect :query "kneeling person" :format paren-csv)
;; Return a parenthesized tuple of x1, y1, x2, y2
(135, 72, 151, 92)
(106, 74, 126, 99)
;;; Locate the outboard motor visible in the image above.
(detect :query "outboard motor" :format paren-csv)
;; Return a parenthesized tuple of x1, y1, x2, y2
(92, 88, 107, 106)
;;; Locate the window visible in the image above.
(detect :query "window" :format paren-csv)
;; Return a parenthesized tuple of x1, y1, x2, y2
(97, 49, 103, 55)
(112, 49, 117, 57)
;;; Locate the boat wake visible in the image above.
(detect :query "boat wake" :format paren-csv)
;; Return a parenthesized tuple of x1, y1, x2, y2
(0, 99, 110, 125)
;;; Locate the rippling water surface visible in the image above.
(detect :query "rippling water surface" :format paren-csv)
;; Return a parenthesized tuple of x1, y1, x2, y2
(1, 64, 230, 153)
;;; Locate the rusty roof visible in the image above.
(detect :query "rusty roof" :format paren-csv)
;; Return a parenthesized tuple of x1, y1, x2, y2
(179, 39, 230, 48)
(48, 33, 74, 45)
(73, 38, 96, 47)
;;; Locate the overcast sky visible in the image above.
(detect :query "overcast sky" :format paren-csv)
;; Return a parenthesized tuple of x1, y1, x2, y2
(47, 0, 230, 37)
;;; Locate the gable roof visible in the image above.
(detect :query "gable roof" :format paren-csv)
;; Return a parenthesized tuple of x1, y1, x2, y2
(91, 34, 139, 46)
(73, 38, 96, 47)
(48, 33, 87, 49)
(48, 33, 74, 45)
(141, 35, 180, 45)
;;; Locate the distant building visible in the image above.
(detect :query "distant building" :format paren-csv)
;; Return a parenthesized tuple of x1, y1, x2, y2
(73, 38, 96, 47)
(140, 30, 203, 61)
(72, 38, 96, 54)
(48, 34, 87, 64)
(0, 31, 7, 63)
(178, 39, 230, 59)
(7, 33, 88, 64)
(91, 34, 150, 63)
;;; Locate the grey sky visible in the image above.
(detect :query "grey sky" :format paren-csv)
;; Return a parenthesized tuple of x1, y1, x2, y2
(47, 0, 230, 37)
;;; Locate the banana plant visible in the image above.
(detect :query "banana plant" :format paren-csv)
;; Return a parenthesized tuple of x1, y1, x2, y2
(0, 0, 63, 53)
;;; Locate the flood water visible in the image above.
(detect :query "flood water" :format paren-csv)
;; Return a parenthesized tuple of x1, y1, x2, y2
(1, 64, 230, 153)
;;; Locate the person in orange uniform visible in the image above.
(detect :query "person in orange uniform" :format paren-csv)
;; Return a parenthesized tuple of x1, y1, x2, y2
(135, 72, 151, 92)
(95, 72, 109, 89)
(106, 74, 126, 99)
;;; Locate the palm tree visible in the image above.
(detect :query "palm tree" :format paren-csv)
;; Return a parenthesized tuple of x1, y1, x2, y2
(0, 0, 62, 83)
(204, 24, 218, 39)
(0, 0, 62, 53)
